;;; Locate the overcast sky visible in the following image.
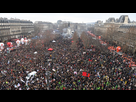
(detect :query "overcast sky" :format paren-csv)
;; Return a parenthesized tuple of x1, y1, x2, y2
(0, 13, 136, 23)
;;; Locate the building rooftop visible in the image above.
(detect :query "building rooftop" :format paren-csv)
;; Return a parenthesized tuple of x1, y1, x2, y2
(107, 17, 115, 23)
(118, 15, 131, 23)
(0, 17, 33, 23)
(35, 21, 52, 24)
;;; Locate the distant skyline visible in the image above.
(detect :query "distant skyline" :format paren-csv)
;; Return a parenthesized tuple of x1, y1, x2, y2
(0, 13, 136, 23)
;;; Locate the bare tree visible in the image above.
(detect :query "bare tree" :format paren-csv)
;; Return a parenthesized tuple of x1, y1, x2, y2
(70, 31, 79, 50)
(88, 27, 95, 34)
(127, 26, 136, 34)
(80, 31, 88, 48)
(122, 44, 128, 53)
(33, 24, 43, 36)
(123, 26, 136, 54)
(102, 24, 118, 46)
(72, 31, 78, 42)
(44, 30, 50, 44)
(94, 29, 103, 36)
(80, 31, 85, 41)
(41, 30, 55, 46)
(70, 41, 77, 51)
(87, 33, 93, 48)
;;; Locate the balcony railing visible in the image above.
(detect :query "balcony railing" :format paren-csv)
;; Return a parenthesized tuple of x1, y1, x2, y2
(0, 27, 10, 29)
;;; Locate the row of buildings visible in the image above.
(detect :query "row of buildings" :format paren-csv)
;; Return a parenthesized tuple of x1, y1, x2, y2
(34, 20, 88, 37)
(34, 21, 53, 32)
(0, 17, 92, 42)
(56, 20, 88, 37)
(0, 17, 34, 41)
(35, 20, 87, 30)
(94, 15, 136, 33)
(94, 15, 136, 54)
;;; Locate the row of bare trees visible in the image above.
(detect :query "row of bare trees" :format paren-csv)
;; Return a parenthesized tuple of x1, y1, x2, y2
(70, 31, 109, 53)
(70, 32, 78, 50)
(31, 30, 59, 49)
(69, 24, 136, 56)
(33, 24, 42, 37)
(70, 31, 92, 50)
(100, 24, 136, 54)
(123, 27, 136, 54)
(80, 31, 91, 48)
(42, 30, 59, 45)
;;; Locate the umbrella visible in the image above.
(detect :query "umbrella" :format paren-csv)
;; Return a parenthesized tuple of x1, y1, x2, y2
(48, 48, 53, 51)
(7, 42, 11, 46)
(7, 42, 13, 47)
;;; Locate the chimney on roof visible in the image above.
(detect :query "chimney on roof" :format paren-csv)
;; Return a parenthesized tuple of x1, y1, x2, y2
(124, 15, 128, 24)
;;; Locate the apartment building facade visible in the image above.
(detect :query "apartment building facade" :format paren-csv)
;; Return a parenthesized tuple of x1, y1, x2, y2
(34, 21, 53, 32)
(0, 18, 34, 41)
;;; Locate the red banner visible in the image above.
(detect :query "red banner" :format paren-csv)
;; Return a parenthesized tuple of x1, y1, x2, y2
(82, 72, 87, 77)
(82, 72, 91, 78)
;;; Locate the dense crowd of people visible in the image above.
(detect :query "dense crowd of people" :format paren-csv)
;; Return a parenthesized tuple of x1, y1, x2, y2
(0, 34, 135, 90)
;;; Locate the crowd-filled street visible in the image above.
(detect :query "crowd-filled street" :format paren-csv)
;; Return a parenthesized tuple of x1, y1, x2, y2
(0, 33, 135, 90)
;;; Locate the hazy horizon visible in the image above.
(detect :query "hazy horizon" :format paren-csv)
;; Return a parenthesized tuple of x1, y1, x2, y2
(0, 13, 136, 23)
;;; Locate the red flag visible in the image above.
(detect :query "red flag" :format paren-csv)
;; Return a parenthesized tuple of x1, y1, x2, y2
(88, 58, 92, 62)
(88, 58, 91, 61)
(82, 72, 87, 77)
(87, 73, 90, 77)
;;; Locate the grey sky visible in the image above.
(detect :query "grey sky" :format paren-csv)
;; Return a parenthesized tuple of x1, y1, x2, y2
(0, 13, 136, 23)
